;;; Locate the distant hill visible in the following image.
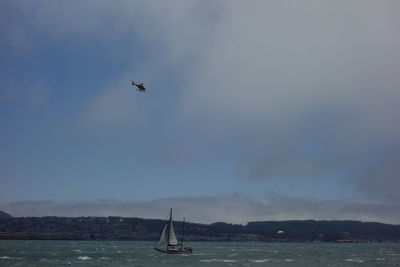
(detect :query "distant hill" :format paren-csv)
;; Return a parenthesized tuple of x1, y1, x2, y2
(0, 216, 399, 242)
(244, 220, 400, 242)
(0, 210, 12, 219)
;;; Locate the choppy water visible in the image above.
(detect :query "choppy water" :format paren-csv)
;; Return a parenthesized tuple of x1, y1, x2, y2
(0, 240, 399, 266)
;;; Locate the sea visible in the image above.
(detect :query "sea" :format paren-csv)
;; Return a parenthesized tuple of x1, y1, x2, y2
(0, 240, 399, 266)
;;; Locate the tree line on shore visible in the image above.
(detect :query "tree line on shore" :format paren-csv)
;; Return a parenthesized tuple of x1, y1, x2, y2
(0, 214, 399, 242)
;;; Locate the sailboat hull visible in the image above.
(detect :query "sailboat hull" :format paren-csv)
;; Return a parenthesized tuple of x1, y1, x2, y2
(153, 247, 193, 254)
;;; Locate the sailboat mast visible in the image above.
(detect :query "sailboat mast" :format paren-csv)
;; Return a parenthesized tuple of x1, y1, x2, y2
(168, 208, 172, 246)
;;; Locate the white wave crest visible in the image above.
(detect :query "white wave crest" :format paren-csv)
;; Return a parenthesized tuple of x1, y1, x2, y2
(77, 256, 91, 260)
(346, 258, 364, 263)
(200, 259, 237, 263)
(251, 259, 271, 263)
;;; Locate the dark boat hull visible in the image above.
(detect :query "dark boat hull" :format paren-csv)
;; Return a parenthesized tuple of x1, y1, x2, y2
(154, 247, 193, 254)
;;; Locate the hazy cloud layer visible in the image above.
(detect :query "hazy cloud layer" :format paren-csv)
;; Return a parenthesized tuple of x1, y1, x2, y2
(1, 1, 400, 207)
(1, 195, 399, 225)
(180, 1, 400, 202)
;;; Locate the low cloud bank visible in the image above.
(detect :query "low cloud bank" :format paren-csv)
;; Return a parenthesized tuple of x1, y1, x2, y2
(1, 195, 399, 225)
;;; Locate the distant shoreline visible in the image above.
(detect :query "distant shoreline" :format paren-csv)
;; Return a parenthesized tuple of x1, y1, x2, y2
(1, 235, 399, 243)
(1, 216, 399, 243)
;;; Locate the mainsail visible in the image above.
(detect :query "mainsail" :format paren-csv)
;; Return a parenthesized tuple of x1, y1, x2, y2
(168, 221, 179, 245)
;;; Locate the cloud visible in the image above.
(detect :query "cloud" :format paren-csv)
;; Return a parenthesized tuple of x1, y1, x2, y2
(177, 1, 400, 202)
(3, 1, 222, 56)
(50, 0, 400, 203)
(2, 1, 400, 205)
(1, 195, 399, 225)
(358, 149, 400, 202)
(184, 1, 400, 137)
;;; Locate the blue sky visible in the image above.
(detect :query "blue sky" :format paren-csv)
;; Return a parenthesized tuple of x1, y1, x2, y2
(1, 0, 400, 224)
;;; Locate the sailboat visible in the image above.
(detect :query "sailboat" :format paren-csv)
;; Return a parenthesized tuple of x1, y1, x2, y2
(153, 209, 193, 254)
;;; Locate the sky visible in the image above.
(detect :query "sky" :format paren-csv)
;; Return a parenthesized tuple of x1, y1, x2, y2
(1, 0, 400, 224)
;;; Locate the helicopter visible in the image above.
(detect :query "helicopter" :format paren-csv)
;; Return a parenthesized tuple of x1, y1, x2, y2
(131, 80, 146, 92)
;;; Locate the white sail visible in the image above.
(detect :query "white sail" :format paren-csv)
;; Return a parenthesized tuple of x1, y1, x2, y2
(156, 224, 168, 247)
(168, 221, 179, 245)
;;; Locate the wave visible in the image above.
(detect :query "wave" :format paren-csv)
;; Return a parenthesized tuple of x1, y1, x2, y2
(346, 258, 364, 263)
(77, 256, 91, 260)
(200, 259, 237, 263)
(251, 259, 271, 263)
(0, 256, 24, 260)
